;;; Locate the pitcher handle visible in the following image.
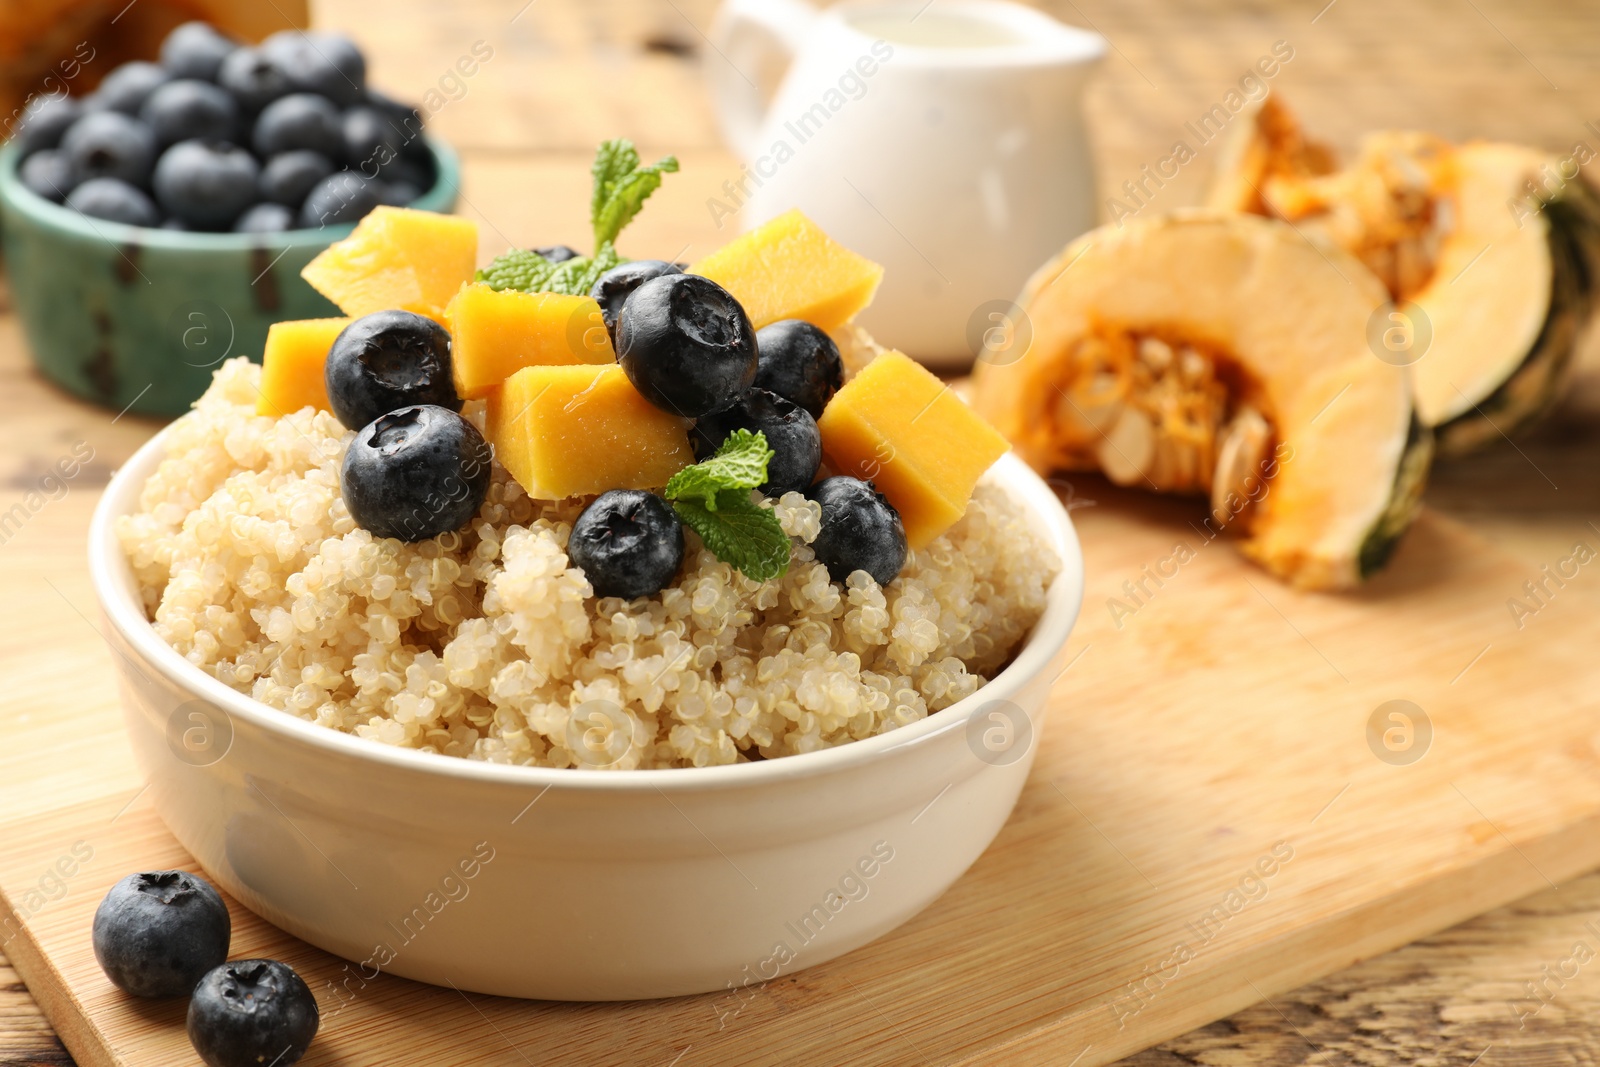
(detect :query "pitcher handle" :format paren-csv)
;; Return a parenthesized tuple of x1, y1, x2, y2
(707, 0, 818, 161)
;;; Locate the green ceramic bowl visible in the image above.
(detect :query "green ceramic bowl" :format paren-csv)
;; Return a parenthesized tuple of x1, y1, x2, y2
(0, 137, 459, 418)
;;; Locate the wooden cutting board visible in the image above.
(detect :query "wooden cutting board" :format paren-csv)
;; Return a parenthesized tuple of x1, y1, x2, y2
(6, 473, 1600, 1067)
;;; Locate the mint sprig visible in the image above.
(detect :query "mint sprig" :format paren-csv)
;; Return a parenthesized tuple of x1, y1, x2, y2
(664, 430, 791, 582)
(591, 140, 679, 249)
(476, 139, 678, 296)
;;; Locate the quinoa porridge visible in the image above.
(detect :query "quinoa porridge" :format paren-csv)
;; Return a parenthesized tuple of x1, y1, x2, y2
(118, 359, 1059, 769)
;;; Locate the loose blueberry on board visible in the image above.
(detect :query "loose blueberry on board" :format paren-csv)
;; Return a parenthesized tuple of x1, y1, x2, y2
(258, 149, 335, 207)
(692, 388, 821, 496)
(187, 959, 319, 1067)
(752, 319, 844, 419)
(233, 201, 294, 233)
(251, 92, 344, 160)
(324, 310, 461, 429)
(159, 22, 238, 81)
(152, 141, 260, 230)
(65, 177, 160, 226)
(90, 61, 171, 115)
(615, 273, 757, 418)
(807, 476, 908, 586)
(298, 170, 381, 227)
(535, 244, 581, 263)
(60, 111, 157, 187)
(263, 30, 367, 106)
(14, 95, 82, 154)
(590, 259, 682, 342)
(91, 870, 231, 998)
(139, 79, 239, 148)
(340, 405, 491, 541)
(569, 490, 686, 599)
(19, 150, 77, 202)
(216, 47, 294, 115)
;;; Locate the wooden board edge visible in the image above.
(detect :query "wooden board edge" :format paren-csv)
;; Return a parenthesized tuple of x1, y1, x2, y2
(1, 886, 120, 1067)
(949, 805, 1600, 1065)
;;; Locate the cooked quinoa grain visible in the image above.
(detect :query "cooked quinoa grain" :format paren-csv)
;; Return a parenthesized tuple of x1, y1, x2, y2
(118, 358, 1059, 769)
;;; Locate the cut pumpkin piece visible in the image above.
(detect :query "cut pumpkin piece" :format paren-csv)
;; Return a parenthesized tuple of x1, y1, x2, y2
(818, 351, 1009, 549)
(971, 211, 1431, 591)
(255, 317, 352, 417)
(485, 364, 694, 500)
(1206, 97, 1600, 456)
(301, 207, 478, 321)
(446, 283, 615, 400)
(690, 209, 884, 331)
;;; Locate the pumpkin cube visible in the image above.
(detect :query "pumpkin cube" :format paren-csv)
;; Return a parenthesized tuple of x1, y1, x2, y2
(817, 351, 1009, 549)
(446, 283, 615, 400)
(689, 209, 883, 331)
(255, 317, 352, 417)
(485, 364, 694, 500)
(301, 207, 478, 320)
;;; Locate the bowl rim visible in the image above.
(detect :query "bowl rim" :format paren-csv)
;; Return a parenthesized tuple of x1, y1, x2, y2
(89, 423, 1085, 793)
(0, 134, 460, 249)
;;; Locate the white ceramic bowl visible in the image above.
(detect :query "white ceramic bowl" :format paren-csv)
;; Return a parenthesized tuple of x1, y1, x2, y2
(88, 427, 1083, 1000)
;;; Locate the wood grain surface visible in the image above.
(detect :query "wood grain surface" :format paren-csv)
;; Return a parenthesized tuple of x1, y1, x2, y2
(3, 0, 1600, 1064)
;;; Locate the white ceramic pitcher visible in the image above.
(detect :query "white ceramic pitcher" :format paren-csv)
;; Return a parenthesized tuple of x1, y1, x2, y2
(705, 0, 1104, 366)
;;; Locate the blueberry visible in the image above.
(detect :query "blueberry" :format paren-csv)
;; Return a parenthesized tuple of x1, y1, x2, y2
(91, 870, 231, 998)
(216, 47, 293, 115)
(251, 93, 343, 159)
(377, 179, 421, 206)
(590, 259, 682, 342)
(65, 177, 159, 226)
(363, 88, 423, 138)
(139, 79, 239, 148)
(752, 320, 843, 419)
(692, 389, 821, 496)
(90, 61, 171, 115)
(569, 490, 685, 599)
(341, 105, 404, 171)
(14, 94, 82, 154)
(615, 273, 755, 418)
(160, 22, 237, 81)
(298, 170, 380, 228)
(19, 149, 78, 202)
(807, 476, 907, 586)
(340, 405, 490, 541)
(60, 110, 156, 187)
(535, 244, 581, 263)
(258, 150, 334, 207)
(233, 201, 294, 233)
(378, 154, 433, 191)
(262, 30, 366, 106)
(152, 140, 259, 230)
(187, 959, 318, 1067)
(325, 309, 460, 429)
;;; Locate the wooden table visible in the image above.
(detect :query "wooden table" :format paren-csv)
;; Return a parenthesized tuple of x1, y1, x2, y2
(4, 0, 1600, 1062)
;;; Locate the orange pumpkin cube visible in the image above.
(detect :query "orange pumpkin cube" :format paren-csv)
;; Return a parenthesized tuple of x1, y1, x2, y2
(301, 207, 478, 321)
(485, 364, 694, 500)
(817, 351, 1009, 549)
(255, 317, 352, 417)
(689, 209, 883, 331)
(446, 283, 615, 400)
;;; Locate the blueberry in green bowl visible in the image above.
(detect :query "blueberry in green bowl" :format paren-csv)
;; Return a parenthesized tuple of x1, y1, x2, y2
(0, 135, 459, 418)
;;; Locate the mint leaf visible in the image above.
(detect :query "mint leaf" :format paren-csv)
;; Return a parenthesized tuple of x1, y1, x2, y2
(672, 492, 791, 583)
(590, 138, 679, 249)
(664, 430, 790, 581)
(664, 429, 772, 506)
(475, 243, 622, 296)
(475, 140, 678, 296)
